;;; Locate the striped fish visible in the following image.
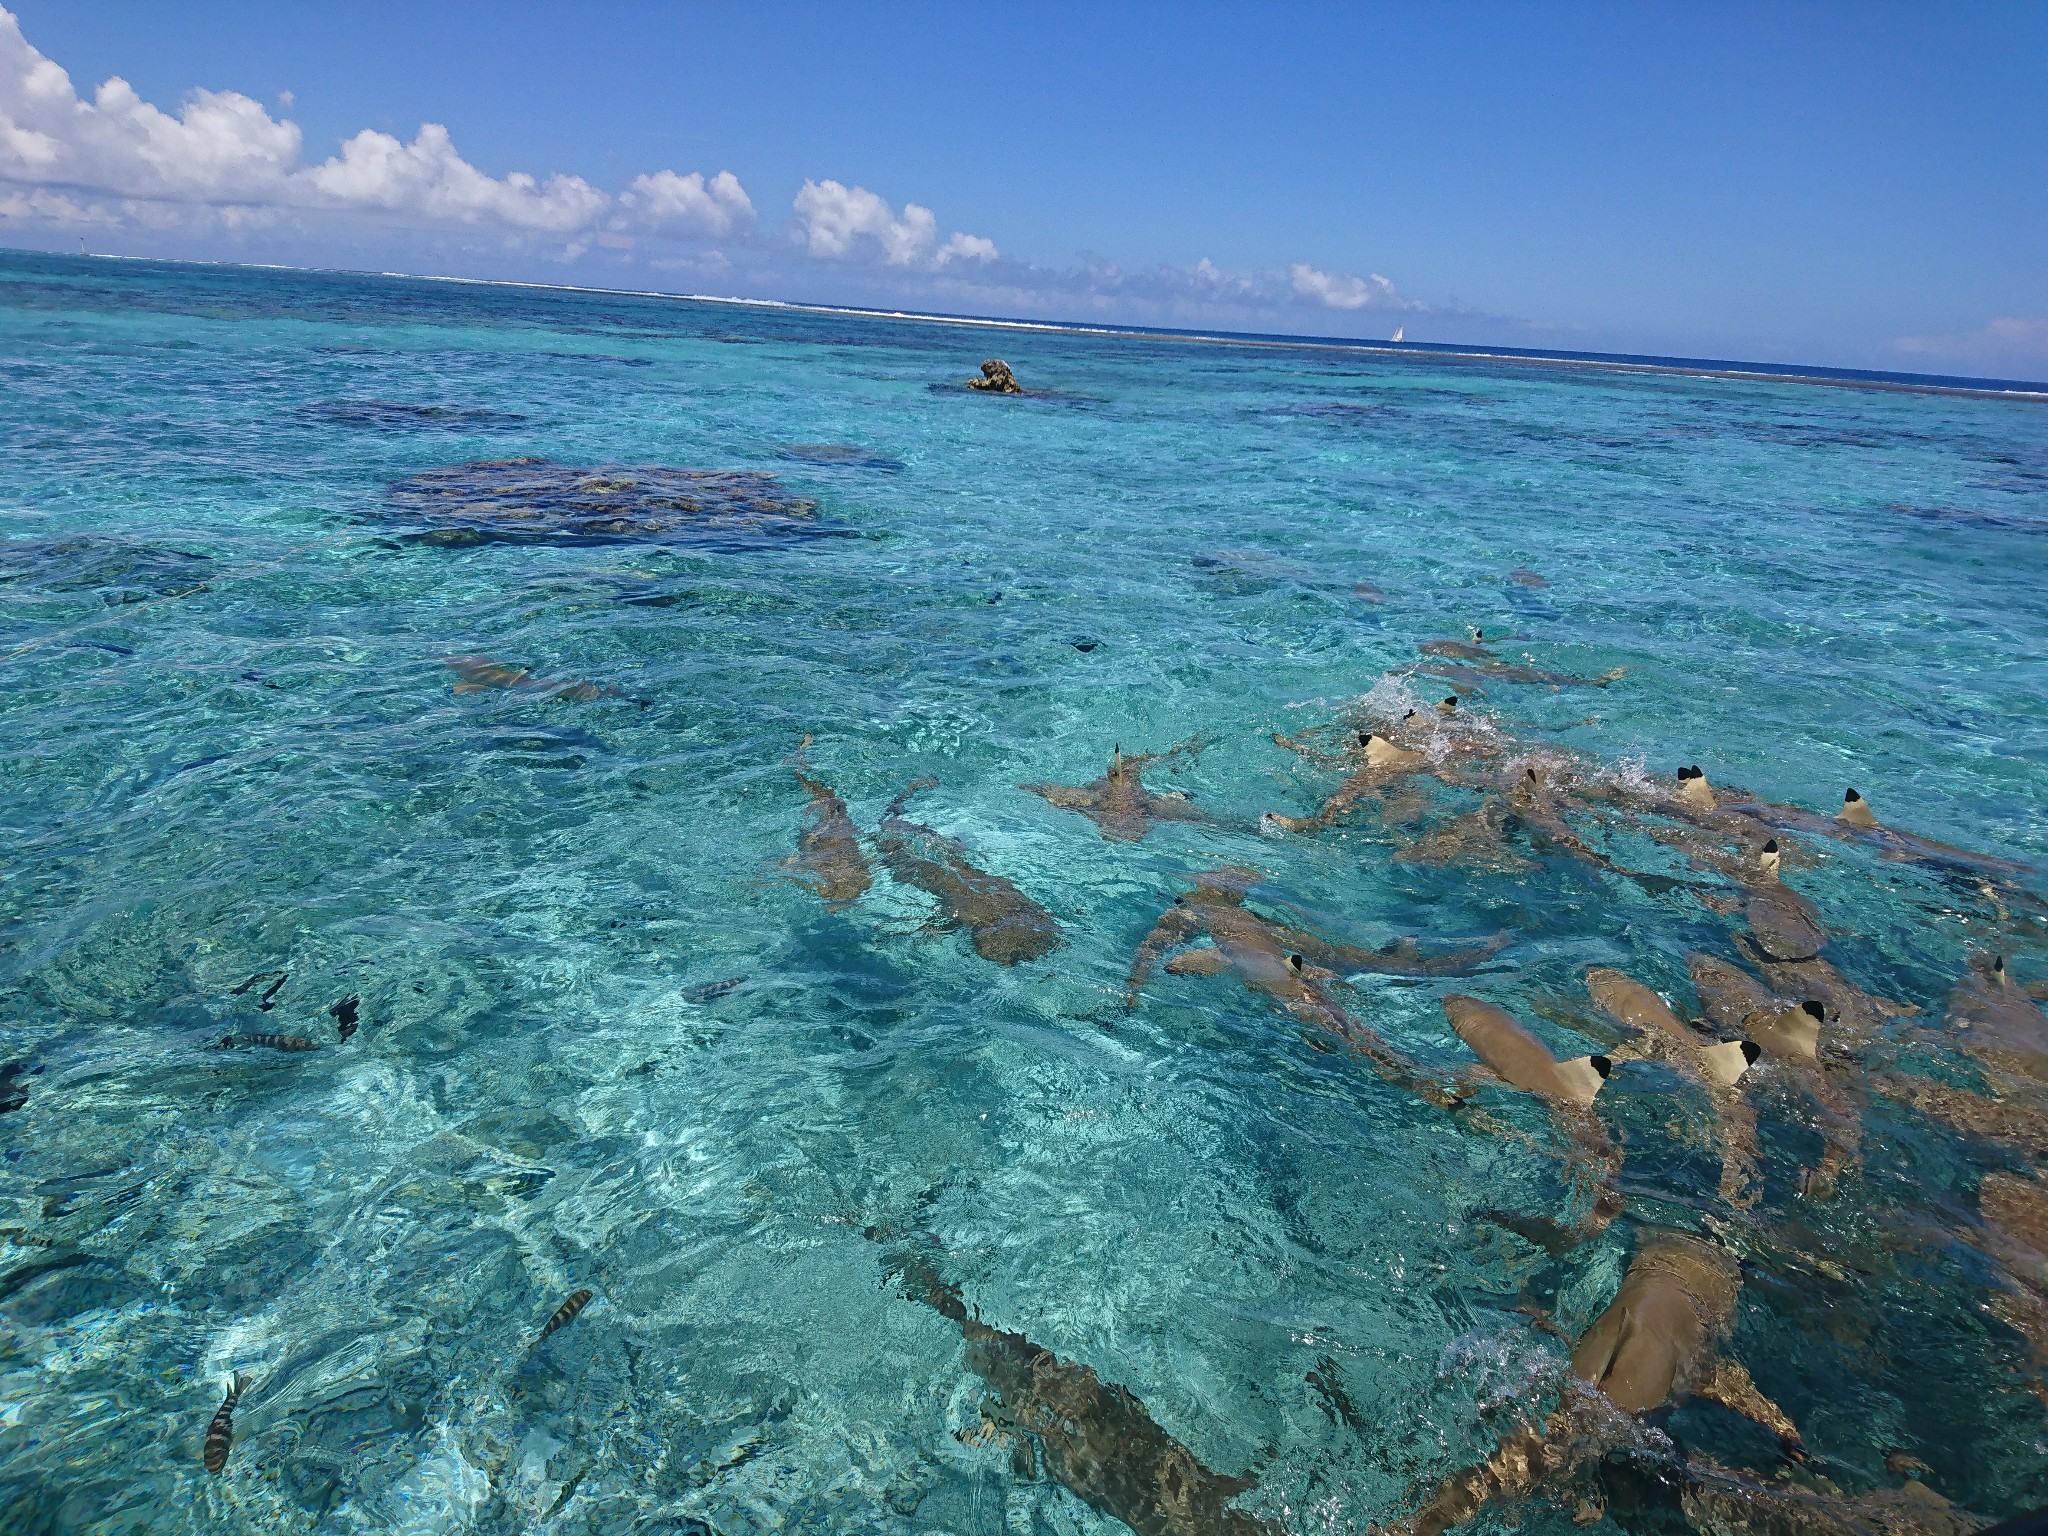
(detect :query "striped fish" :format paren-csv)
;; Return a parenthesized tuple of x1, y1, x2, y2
(538, 1288, 594, 1342)
(234, 1034, 320, 1052)
(201, 1372, 253, 1474)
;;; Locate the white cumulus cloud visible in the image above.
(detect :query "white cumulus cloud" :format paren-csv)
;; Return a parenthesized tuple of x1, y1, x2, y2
(1289, 262, 1399, 310)
(618, 168, 754, 238)
(0, 4, 745, 250)
(0, 15, 300, 203)
(791, 178, 996, 269)
(0, 4, 1437, 339)
(305, 123, 607, 232)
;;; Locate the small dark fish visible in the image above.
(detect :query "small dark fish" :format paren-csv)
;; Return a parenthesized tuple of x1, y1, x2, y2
(329, 994, 361, 1041)
(201, 1372, 254, 1474)
(684, 976, 747, 1003)
(1508, 567, 1549, 588)
(0, 1060, 32, 1113)
(1072, 637, 1102, 652)
(538, 1287, 594, 1342)
(1352, 580, 1386, 604)
(221, 1033, 320, 1052)
(229, 970, 287, 1007)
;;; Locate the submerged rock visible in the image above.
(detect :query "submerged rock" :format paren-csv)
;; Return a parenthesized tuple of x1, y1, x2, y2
(301, 400, 527, 431)
(966, 359, 1022, 393)
(776, 443, 904, 471)
(0, 535, 214, 605)
(382, 458, 846, 548)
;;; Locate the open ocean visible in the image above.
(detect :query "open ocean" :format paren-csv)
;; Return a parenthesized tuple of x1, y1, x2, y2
(3, 249, 2046, 1535)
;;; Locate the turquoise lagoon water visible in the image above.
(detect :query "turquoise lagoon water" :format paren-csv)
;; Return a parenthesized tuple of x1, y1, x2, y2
(2, 250, 2047, 1534)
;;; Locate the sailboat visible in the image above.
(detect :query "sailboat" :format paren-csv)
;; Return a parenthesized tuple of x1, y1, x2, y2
(1390, 326, 1404, 344)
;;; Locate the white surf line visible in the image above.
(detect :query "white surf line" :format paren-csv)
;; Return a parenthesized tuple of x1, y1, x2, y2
(55, 252, 2048, 404)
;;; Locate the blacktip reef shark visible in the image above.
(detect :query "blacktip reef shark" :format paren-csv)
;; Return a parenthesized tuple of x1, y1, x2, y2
(888, 1248, 1277, 1536)
(1974, 1169, 2048, 1407)
(875, 779, 1062, 965)
(1734, 840, 1831, 964)
(1689, 952, 1862, 1199)
(1672, 1457, 1980, 1536)
(444, 654, 622, 702)
(1393, 795, 1534, 872)
(1441, 994, 1624, 1245)
(1874, 954, 2048, 1159)
(1586, 967, 1765, 1208)
(1020, 740, 1206, 842)
(1263, 729, 1444, 833)
(1946, 952, 2048, 1082)
(1128, 867, 1502, 1109)
(1420, 657, 1627, 691)
(785, 736, 872, 908)
(1641, 767, 2031, 885)
(1394, 1233, 1804, 1536)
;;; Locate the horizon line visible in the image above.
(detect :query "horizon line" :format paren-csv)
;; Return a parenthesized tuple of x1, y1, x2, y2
(13, 245, 2047, 404)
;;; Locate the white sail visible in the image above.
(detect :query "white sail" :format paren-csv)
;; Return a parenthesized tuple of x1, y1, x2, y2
(1391, 326, 1404, 343)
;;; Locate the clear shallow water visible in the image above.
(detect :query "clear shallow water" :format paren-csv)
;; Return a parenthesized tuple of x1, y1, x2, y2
(1, 250, 2046, 1534)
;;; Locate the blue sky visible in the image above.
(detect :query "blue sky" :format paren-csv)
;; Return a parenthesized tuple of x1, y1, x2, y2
(2, 2, 2043, 376)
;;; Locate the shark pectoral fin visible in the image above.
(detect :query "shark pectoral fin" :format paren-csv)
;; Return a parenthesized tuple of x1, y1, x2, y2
(1020, 782, 1095, 811)
(1165, 947, 1230, 976)
(1144, 792, 1207, 824)
(1695, 1358, 1803, 1453)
